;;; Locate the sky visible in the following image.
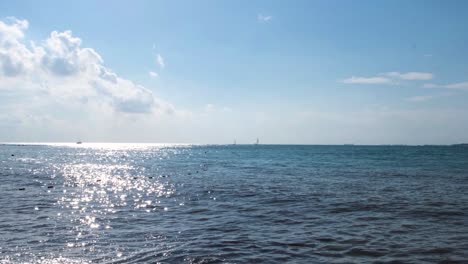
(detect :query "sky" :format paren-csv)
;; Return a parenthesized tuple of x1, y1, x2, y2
(1, 0, 468, 144)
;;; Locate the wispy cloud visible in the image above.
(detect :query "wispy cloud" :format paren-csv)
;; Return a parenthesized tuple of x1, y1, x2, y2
(203, 104, 233, 113)
(156, 54, 165, 69)
(342, 71, 433, 84)
(257, 14, 272, 23)
(341, 76, 391, 84)
(424, 54, 433, 57)
(424, 82, 468, 90)
(149, 71, 158, 78)
(222, 107, 233, 113)
(406, 95, 433, 102)
(445, 82, 468, 89)
(204, 104, 215, 112)
(423, 83, 438, 88)
(383, 72, 433, 80)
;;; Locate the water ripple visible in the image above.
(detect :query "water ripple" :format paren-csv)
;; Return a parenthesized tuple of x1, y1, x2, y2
(1, 144, 468, 263)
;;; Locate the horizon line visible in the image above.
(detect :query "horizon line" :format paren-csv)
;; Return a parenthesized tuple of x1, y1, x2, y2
(1, 142, 467, 147)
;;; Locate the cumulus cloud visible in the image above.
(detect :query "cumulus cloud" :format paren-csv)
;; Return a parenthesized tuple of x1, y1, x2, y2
(149, 71, 158, 78)
(40, 30, 103, 76)
(341, 76, 391, 84)
(0, 17, 171, 114)
(257, 14, 273, 22)
(0, 18, 34, 77)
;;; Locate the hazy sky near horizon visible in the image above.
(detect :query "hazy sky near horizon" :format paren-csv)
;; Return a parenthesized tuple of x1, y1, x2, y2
(1, 0, 468, 144)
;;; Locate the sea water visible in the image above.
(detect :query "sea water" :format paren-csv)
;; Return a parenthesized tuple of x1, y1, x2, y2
(1, 143, 467, 263)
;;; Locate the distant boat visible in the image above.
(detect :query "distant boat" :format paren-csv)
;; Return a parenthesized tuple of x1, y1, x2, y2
(233, 139, 236, 145)
(255, 138, 259, 145)
(76, 141, 82, 144)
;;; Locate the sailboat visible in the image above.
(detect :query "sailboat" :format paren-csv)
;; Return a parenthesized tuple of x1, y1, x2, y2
(255, 138, 259, 145)
(233, 139, 237, 145)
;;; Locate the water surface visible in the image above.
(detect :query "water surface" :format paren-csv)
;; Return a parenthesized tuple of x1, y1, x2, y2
(1, 144, 468, 263)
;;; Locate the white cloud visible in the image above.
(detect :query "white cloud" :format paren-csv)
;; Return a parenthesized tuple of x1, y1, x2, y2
(222, 107, 233, 112)
(204, 104, 215, 112)
(149, 71, 158, 78)
(445, 82, 468, 90)
(257, 14, 273, 22)
(342, 76, 391, 84)
(0, 17, 172, 114)
(203, 104, 234, 114)
(423, 83, 439, 88)
(0, 18, 35, 77)
(406, 95, 433, 102)
(384, 72, 433, 80)
(423, 82, 468, 90)
(156, 54, 164, 69)
(342, 71, 433, 85)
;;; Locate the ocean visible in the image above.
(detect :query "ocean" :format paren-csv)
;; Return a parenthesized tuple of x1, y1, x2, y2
(1, 143, 467, 263)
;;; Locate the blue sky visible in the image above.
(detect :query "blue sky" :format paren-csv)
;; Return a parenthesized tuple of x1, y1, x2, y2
(1, 0, 468, 144)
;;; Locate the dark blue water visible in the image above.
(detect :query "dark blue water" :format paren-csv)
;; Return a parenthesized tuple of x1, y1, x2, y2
(1, 143, 468, 263)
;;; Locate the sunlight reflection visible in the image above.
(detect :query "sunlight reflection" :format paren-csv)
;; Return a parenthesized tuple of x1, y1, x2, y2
(8, 142, 194, 150)
(53, 147, 177, 250)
